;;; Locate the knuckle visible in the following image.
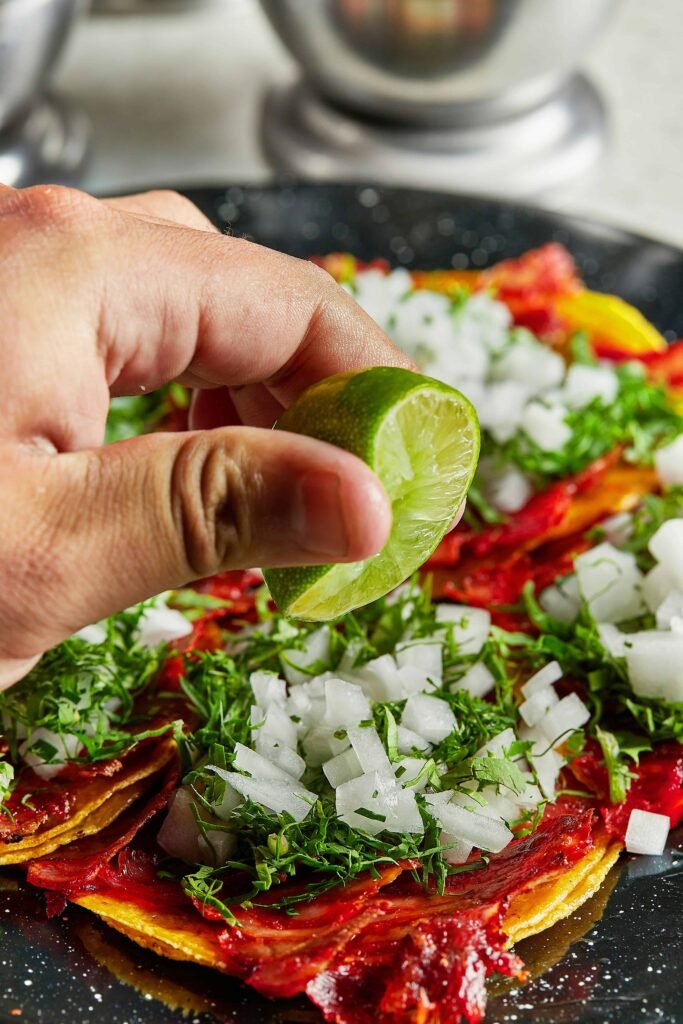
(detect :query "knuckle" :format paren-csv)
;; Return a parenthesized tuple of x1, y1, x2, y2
(170, 434, 256, 577)
(0, 184, 98, 229)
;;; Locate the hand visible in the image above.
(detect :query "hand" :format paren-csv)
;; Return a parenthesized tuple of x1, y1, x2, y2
(0, 186, 412, 688)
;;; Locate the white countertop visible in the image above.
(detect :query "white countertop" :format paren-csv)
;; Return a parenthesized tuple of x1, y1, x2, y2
(55, 0, 683, 247)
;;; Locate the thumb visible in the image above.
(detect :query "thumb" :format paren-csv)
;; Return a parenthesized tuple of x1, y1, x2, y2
(1, 429, 391, 675)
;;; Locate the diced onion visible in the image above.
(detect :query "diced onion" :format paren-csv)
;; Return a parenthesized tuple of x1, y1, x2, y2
(436, 605, 491, 655)
(648, 520, 683, 591)
(521, 662, 562, 699)
(426, 794, 513, 853)
(322, 747, 363, 789)
(450, 662, 495, 699)
(625, 631, 683, 702)
(336, 771, 423, 836)
(642, 564, 674, 614)
(324, 679, 372, 729)
(624, 808, 670, 856)
(73, 623, 108, 645)
(250, 671, 286, 709)
(562, 364, 619, 409)
(157, 788, 205, 864)
(393, 757, 430, 792)
(396, 725, 432, 755)
(537, 693, 590, 745)
(281, 627, 330, 685)
(439, 831, 473, 865)
(208, 765, 315, 823)
(519, 686, 559, 727)
(539, 576, 581, 624)
(654, 435, 683, 487)
(135, 603, 193, 648)
(520, 401, 572, 452)
(401, 694, 456, 744)
(574, 543, 645, 623)
(395, 641, 443, 682)
(347, 726, 393, 777)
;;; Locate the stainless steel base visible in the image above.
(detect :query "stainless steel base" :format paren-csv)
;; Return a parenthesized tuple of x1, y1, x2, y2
(262, 74, 607, 199)
(0, 95, 90, 188)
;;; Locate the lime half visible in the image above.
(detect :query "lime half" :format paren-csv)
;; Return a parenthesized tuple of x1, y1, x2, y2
(263, 367, 480, 620)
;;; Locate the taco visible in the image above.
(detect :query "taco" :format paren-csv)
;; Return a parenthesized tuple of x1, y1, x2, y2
(3, 244, 683, 1024)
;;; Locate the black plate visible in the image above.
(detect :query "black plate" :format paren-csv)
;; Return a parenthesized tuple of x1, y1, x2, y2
(2, 184, 683, 1024)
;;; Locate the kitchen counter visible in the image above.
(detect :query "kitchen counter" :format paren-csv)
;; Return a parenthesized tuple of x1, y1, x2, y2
(54, 0, 683, 246)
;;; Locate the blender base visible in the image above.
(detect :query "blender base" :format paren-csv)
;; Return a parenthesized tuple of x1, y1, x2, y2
(0, 96, 90, 188)
(262, 74, 606, 199)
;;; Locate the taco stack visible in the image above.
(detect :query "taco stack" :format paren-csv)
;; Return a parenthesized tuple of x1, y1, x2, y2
(1, 244, 682, 1024)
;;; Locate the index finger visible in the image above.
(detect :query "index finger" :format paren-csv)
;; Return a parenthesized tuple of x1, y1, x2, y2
(2, 187, 412, 420)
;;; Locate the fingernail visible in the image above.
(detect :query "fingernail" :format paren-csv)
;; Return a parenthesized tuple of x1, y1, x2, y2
(294, 471, 350, 558)
(445, 500, 466, 535)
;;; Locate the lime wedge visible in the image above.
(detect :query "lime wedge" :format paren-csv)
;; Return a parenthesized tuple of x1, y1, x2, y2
(263, 367, 480, 620)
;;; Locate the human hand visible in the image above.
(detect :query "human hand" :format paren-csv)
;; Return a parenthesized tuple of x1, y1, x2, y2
(0, 186, 412, 688)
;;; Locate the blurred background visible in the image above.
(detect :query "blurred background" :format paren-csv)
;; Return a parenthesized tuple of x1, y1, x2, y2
(1, 0, 681, 245)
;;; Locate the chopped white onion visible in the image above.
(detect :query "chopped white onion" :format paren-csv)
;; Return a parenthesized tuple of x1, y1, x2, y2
(439, 831, 473, 865)
(233, 742, 299, 783)
(450, 662, 495, 699)
(436, 604, 491, 655)
(519, 686, 559, 727)
(562, 364, 619, 409)
(539, 576, 581, 624)
(254, 737, 306, 780)
(396, 663, 437, 696)
(353, 654, 400, 702)
(135, 603, 193, 648)
(574, 542, 645, 623)
(521, 661, 563, 699)
(197, 828, 236, 866)
(322, 746, 363, 789)
(520, 401, 572, 452)
(395, 641, 443, 682)
(19, 728, 82, 780)
(654, 435, 683, 487)
(73, 623, 108, 645)
(250, 671, 286, 709)
(396, 725, 432, 755)
(485, 463, 533, 515)
(478, 381, 528, 443)
(426, 794, 513, 853)
(281, 627, 330, 685)
(302, 726, 350, 767)
(401, 694, 456, 744)
(625, 631, 683, 702)
(393, 757, 430, 792)
(642, 564, 674, 614)
(624, 808, 670, 856)
(537, 693, 590, 745)
(648, 520, 683, 591)
(157, 788, 204, 864)
(252, 702, 298, 751)
(655, 589, 683, 630)
(324, 679, 372, 729)
(208, 765, 315, 823)
(475, 728, 518, 760)
(336, 771, 423, 836)
(347, 726, 393, 777)
(597, 623, 629, 658)
(600, 512, 633, 547)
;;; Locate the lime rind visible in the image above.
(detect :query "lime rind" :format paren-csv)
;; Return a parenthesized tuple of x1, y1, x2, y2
(263, 369, 480, 621)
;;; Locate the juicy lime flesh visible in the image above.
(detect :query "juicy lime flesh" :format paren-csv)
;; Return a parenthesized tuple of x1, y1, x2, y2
(279, 384, 479, 620)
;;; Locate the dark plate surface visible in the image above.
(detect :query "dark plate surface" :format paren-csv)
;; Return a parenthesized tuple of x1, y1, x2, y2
(2, 184, 683, 1024)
